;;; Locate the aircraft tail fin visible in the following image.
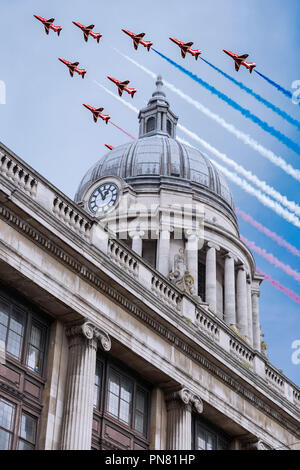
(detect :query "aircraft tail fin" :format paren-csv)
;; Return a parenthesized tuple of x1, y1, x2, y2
(57, 28, 62, 37)
(104, 116, 110, 124)
(146, 42, 152, 51)
(194, 51, 201, 60)
(82, 70, 87, 79)
(96, 35, 101, 43)
(130, 90, 137, 98)
(249, 64, 256, 73)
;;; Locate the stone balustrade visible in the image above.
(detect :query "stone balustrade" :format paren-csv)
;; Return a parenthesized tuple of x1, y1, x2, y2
(0, 150, 37, 197)
(229, 337, 254, 370)
(265, 365, 285, 393)
(195, 309, 219, 342)
(151, 274, 182, 311)
(293, 389, 300, 408)
(52, 196, 92, 240)
(108, 239, 139, 278)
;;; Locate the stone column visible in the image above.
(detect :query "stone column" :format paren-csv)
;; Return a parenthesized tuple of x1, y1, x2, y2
(224, 253, 236, 326)
(205, 242, 220, 313)
(61, 321, 111, 450)
(246, 276, 253, 346)
(157, 227, 171, 277)
(165, 388, 203, 450)
(252, 290, 261, 351)
(185, 232, 198, 296)
(236, 265, 248, 337)
(129, 230, 144, 256)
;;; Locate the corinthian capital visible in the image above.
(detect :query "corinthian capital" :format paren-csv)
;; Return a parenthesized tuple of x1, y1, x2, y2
(165, 387, 203, 414)
(66, 321, 111, 351)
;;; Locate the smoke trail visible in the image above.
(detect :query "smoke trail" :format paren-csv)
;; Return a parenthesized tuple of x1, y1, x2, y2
(110, 121, 136, 140)
(241, 235, 300, 282)
(254, 70, 294, 101)
(151, 48, 300, 154)
(236, 208, 300, 259)
(115, 50, 300, 182)
(199, 56, 300, 130)
(256, 268, 300, 304)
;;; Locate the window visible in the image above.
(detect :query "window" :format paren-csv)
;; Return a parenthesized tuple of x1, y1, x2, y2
(146, 117, 156, 133)
(0, 398, 38, 450)
(167, 119, 172, 136)
(93, 355, 151, 450)
(0, 295, 48, 376)
(142, 240, 157, 268)
(194, 417, 229, 450)
(198, 262, 206, 301)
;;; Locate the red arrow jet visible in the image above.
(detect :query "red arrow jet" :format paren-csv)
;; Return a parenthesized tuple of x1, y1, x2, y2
(34, 15, 62, 36)
(105, 145, 114, 150)
(58, 58, 87, 78)
(72, 21, 102, 43)
(223, 50, 256, 73)
(107, 76, 137, 98)
(169, 38, 201, 60)
(122, 29, 152, 51)
(83, 104, 110, 124)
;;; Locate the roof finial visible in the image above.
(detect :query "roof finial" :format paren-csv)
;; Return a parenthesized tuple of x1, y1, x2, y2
(152, 74, 166, 98)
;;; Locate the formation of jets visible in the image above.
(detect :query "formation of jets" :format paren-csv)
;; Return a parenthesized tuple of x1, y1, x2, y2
(58, 58, 87, 78)
(107, 76, 137, 98)
(34, 13, 257, 135)
(72, 21, 102, 43)
(223, 49, 256, 73)
(83, 104, 110, 124)
(169, 38, 201, 60)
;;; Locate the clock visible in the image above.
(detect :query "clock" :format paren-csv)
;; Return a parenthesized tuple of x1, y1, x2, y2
(88, 182, 119, 215)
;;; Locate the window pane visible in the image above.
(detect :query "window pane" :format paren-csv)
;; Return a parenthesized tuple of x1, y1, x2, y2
(136, 390, 145, 413)
(120, 378, 132, 403)
(7, 330, 22, 359)
(196, 428, 206, 450)
(27, 346, 41, 372)
(108, 371, 120, 395)
(134, 411, 144, 434)
(206, 432, 215, 450)
(0, 303, 9, 327)
(19, 413, 36, 443)
(0, 398, 15, 430)
(9, 310, 25, 335)
(30, 325, 42, 349)
(107, 393, 119, 417)
(0, 324, 7, 343)
(119, 399, 130, 424)
(94, 362, 102, 409)
(0, 428, 12, 450)
(17, 439, 34, 450)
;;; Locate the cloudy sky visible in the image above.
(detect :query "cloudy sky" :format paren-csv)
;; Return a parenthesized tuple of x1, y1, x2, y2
(0, 0, 299, 385)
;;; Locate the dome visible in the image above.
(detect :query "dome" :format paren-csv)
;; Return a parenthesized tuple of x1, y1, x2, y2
(74, 77, 236, 224)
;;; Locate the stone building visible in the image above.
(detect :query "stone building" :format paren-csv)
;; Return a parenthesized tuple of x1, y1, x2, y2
(0, 78, 299, 450)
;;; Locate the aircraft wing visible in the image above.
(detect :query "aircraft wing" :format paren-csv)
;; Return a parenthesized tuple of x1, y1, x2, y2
(69, 68, 74, 77)
(46, 18, 55, 24)
(84, 32, 89, 42)
(93, 115, 98, 123)
(238, 54, 249, 60)
(118, 88, 123, 97)
(235, 61, 241, 72)
(86, 24, 95, 31)
(96, 107, 104, 112)
(184, 42, 193, 47)
(133, 39, 139, 50)
(72, 62, 79, 66)
(181, 49, 187, 59)
(44, 25, 50, 35)
(120, 80, 130, 86)
(135, 33, 145, 39)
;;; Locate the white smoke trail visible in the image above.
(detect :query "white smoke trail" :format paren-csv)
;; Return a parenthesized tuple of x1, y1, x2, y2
(115, 49, 300, 182)
(96, 79, 300, 228)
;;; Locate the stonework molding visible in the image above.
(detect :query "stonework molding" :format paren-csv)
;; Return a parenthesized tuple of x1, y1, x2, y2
(66, 321, 111, 351)
(207, 241, 220, 251)
(245, 439, 273, 450)
(165, 387, 203, 414)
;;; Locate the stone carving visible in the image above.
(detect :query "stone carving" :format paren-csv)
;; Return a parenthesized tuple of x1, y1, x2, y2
(166, 387, 203, 414)
(260, 332, 268, 358)
(169, 248, 195, 295)
(66, 321, 111, 351)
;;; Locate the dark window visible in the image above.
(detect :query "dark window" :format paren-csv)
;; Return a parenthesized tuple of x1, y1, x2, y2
(142, 240, 157, 268)
(0, 398, 38, 450)
(198, 262, 206, 301)
(93, 355, 151, 450)
(146, 117, 156, 133)
(193, 416, 229, 450)
(0, 303, 25, 361)
(0, 397, 15, 450)
(167, 119, 172, 136)
(17, 412, 37, 450)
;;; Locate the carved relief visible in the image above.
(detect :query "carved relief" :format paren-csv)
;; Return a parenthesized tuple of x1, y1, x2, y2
(169, 248, 195, 295)
(66, 321, 111, 351)
(165, 387, 203, 414)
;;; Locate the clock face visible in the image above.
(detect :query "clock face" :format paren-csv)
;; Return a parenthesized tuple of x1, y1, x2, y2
(88, 183, 119, 215)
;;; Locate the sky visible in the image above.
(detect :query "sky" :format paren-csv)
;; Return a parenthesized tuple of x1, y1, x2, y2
(0, 0, 299, 386)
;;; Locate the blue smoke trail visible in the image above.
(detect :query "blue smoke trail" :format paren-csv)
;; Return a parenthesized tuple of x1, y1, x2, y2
(254, 70, 295, 101)
(199, 57, 300, 130)
(152, 48, 300, 154)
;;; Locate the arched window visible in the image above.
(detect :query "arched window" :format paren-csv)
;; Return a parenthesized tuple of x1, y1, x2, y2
(146, 117, 156, 133)
(167, 119, 172, 136)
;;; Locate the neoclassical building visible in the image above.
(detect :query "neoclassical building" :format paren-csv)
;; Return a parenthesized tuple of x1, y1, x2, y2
(0, 78, 299, 450)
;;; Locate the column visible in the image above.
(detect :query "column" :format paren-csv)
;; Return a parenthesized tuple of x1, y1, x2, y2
(224, 253, 236, 326)
(129, 230, 144, 256)
(186, 232, 198, 296)
(205, 242, 219, 313)
(61, 321, 111, 450)
(236, 265, 248, 337)
(165, 388, 203, 450)
(157, 227, 171, 277)
(252, 290, 261, 351)
(246, 276, 253, 346)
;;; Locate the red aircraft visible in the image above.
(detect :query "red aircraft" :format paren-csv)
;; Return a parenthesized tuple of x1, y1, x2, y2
(105, 144, 114, 150)
(72, 21, 102, 43)
(107, 76, 137, 98)
(223, 50, 256, 73)
(58, 58, 87, 78)
(34, 15, 62, 36)
(122, 29, 152, 51)
(83, 104, 110, 124)
(169, 38, 201, 60)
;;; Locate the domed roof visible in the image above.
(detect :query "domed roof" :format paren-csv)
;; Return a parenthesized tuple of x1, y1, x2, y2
(74, 77, 236, 223)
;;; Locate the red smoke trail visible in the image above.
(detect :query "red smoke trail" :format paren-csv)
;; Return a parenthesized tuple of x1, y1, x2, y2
(236, 208, 300, 259)
(110, 121, 136, 140)
(256, 268, 300, 304)
(241, 235, 300, 282)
